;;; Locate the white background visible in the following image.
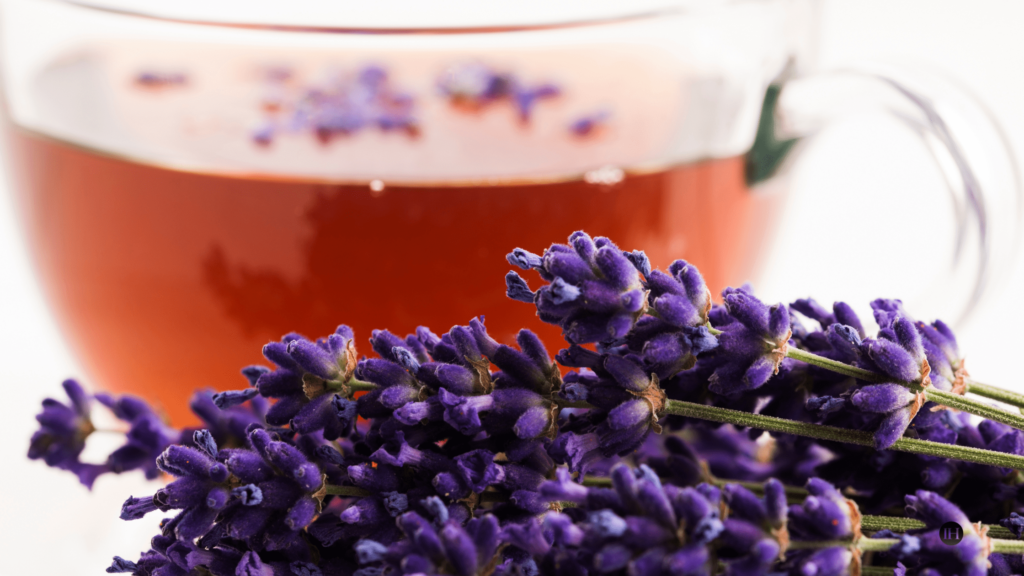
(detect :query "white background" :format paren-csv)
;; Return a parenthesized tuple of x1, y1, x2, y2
(3, 1, 1024, 573)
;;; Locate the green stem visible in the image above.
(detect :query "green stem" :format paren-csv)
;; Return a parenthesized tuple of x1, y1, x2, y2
(583, 473, 810, 508)
(322, 349, 1024, 470)
(347, 378, 377, 392)
(986, 525, 1020, 541)
(859, 514, 1018, 539)
(325, 378, 377, 393)
(925, 388, 1024, 430)
(712, 478, 808, 498)
(786, 537, 1024, 553)
(860, 515, 930, 533)
(861, 567, 895, 576)
(785, 347, 886, 383)
(967, 380, 1024, 409)
(786, 538, 897, 552)
(662, 399, 1024, 470)
(785, 347, 1024, 432)
(992, 538, 1024, 554)
(323, 485, 372, 497)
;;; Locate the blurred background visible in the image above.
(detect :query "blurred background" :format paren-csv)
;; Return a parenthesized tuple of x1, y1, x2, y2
(3, 0, 1024, 573)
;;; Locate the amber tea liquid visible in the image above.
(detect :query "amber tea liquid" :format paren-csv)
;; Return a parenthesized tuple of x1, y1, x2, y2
(9, 129, 781, 423)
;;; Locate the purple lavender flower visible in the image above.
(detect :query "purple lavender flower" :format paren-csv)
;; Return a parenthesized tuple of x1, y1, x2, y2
(511, 82, 560, 123)
(105, 516, 201, 575)
(787, 478, 858, 541)
(254, 65, 418, 146)
(1000, 512, 1024, 538)
(898, 490, 990, 576)
(639, 428, 782, 489)
(437, 62, 559, 123)
(185, 386, 268, 451)
(871, 298, 912, 329)
(847, 384, 921, 450)
(569, 110, 611, 138)
(783, 547, 853, 576)
(355, 503, 501, 576)
(374, 319, 558, 441)
(354, 334, 423, 419)
(108, 516, 313, 576)
(97, 392, 179, 480)
(708, 288, 792, 395)
(550, 351, 672, 471)
(232, 326, 359, 439)
(848, 316, 934, 449)
(774, 479, 877, 576)
(438, 387, 552, 439)
(27, 379, 105, 486)
(864, 316, 930, 386)
(905, 489, 971, 530)
(609, 258, 719, 383)
(529, 470, 877, 576)
(646, 259, 713, 330)
(251, 122, 275, 146)
(723, 479, 788, 534)
(779, 301, 1003, 515)
(786, 300, 939, 450)
(437, 62, 513, 108)
(532, 464, 724, 573)
(507, 231, 645, 344)
(915, 318, 967, 394)
(135, 70, 187, 88)
(807, 402, 1020, 521)
(120, 426, 328, 549)
(790, 298, 865, 339)
(28, 379, 179, 488)
(308, 495, 404, 548)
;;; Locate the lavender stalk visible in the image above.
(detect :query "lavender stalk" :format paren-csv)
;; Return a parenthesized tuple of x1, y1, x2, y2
(786, 346, 1024, 432)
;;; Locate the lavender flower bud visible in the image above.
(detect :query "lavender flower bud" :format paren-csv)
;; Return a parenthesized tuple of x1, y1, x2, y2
(850, 384, 917, 413)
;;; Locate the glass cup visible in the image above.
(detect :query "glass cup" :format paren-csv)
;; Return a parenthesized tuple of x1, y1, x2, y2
(1, 0, 1018, 423)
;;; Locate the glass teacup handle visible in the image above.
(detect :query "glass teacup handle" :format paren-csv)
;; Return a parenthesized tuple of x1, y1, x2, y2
(766, 63, 1022, 327)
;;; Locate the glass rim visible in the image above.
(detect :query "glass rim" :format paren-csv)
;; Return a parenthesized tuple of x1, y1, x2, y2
(53, 0, 738, 33)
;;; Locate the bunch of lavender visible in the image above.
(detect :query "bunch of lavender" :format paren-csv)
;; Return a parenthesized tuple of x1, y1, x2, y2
(26, 229, 1024, 576)
(741, 298, 1024, 522)
(508, 233, 1024, 522)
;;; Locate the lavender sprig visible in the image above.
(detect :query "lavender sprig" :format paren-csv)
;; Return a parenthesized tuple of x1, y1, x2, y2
(785, 346, 1024, 435)
(510, 233, 1024, 450)
(703, 312, 1024, 441)
(290, 371, 1024, 471)
(660, 399, 1024, 470)
(965, 380, 1024, 408)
